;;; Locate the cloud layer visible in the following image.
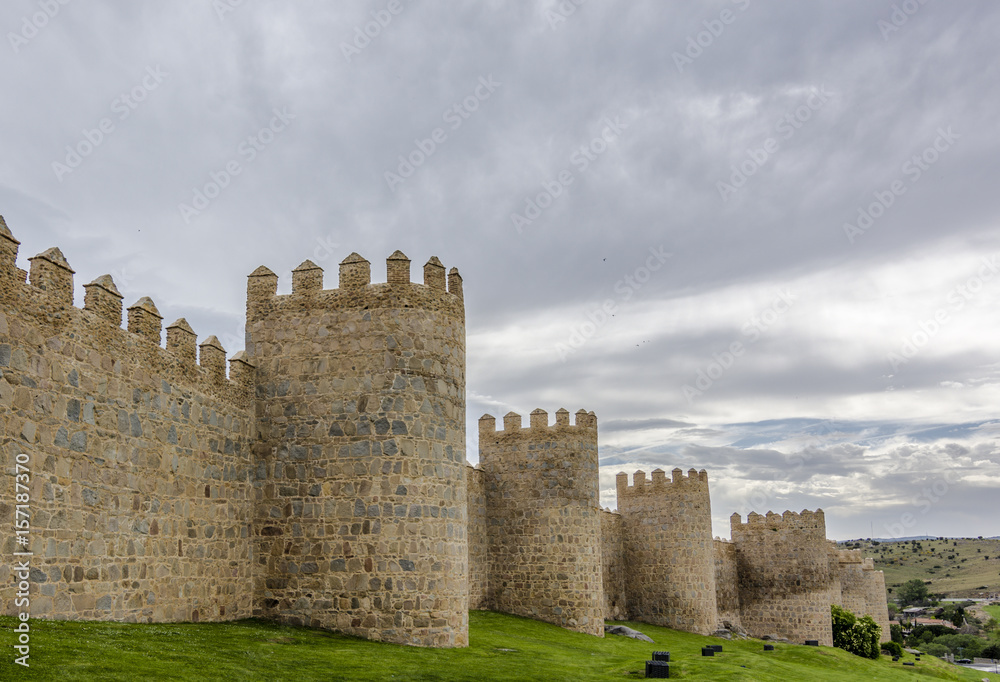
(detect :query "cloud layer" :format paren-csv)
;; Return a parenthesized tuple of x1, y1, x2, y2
(2, 0, 998, 539)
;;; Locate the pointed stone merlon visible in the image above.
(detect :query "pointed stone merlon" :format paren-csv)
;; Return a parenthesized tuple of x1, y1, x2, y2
(424, 256, 446, 291)
(292, 259, 323, 294)
(166, 318, 197, 364)
(247, 265, 279, 321)
(199, 336, 227, 382)
(575, 409, 597, 428)
(339, 253, 370, 289)
(127, 297, 163, 345)
(0, 215, 22, 282)
(28, 247, 75, 306)
(502, 411, 522, 432)
(555, 408, 570, 426)
(387, 250, 410, 285)
(229, 350, 255, 386)
(248, 265, 278, 301)
(448, 267, 463, 300)
(83, 275, 123, 325)
(616, 471, 629, 498)
(529, 408, 548, 429)
(477, 414, 497, 449)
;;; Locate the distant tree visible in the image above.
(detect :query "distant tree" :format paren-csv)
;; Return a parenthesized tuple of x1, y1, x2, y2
(983, 642, 1000, 660)
(897, 578, 930, 606)
(890, 623, 904, 644)
(949, 607, 965, 628)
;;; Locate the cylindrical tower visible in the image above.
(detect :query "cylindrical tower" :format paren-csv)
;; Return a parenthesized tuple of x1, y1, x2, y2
(247, 251, 467, 647)
(616, 467, 718, 635)
(731, 509, 835, 646)
(479, 408, 604, 636)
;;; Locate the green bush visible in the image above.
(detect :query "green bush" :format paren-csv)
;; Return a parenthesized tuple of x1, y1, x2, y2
(921, 642, 949, 657)
(880, 640, 903, 657)
(831, 605, 881, 660)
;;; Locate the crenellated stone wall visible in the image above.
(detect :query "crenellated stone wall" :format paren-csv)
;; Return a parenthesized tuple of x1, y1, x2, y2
(714, 539, 741, 629)
(600, 509, 627, 621)
(466, 464, 487, 610)
(0, 219, 255, 625)
(0, 214, 892, 650)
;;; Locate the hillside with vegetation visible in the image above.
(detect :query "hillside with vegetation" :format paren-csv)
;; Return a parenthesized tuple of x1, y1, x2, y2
(842, 537, 1000, 599)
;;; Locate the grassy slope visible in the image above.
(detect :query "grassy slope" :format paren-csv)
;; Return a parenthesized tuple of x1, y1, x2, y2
(986, 605, 1000, 621)
(2, 611, 997, 681)
(854, 537, 1000, 598)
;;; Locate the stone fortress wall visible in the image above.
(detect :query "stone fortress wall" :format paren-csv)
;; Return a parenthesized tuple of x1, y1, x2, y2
(0, 216, 891, 648)
(0, 218, 255, 625)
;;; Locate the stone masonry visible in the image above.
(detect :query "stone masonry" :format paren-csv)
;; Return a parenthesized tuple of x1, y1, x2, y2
(0, 215, 890, 648)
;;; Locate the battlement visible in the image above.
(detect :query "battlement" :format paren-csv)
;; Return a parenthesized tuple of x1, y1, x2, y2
(479, 407, 595, 433)
(0, 218, 254, 400)
(730, 509, 827, 537)
(615, 467, 708, 498)
(246, 250, 464, 320)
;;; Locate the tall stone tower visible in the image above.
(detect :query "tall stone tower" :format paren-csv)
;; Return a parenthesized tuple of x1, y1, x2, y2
(731, 510, 836, 645)
(478, 408, 604, 636)
(247, 252, 468, 647)
(616, 468, 718, 634)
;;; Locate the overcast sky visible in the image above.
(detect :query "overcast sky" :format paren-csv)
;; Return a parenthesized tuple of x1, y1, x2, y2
(2, 1, 998, 540)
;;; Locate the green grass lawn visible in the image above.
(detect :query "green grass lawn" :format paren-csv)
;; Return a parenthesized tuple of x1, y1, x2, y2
(2, 610, 997, 681)
(985, 604, 1000, 621)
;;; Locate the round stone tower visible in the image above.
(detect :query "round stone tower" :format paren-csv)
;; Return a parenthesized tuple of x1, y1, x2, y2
(479, 408, 604, 636)
(730, 509, 836, 646)
(616, 467, 718, 635)
(247, 251, 467, 647)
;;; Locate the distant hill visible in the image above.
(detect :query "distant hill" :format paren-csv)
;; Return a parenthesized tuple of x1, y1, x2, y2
(838, 537, 1000, 600)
